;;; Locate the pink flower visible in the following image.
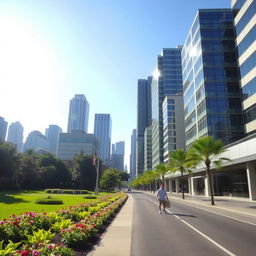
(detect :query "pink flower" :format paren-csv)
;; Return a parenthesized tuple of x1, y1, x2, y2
(33, 250, 39, 256)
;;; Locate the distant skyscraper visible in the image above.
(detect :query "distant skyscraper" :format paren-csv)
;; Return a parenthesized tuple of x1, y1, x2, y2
(67, 94, 89, 133)
(7, 121, 24, 152)
(94, 114, 112, 161)
(24, 130, 49, 153)
(151, 48, 183, 168)
(232, 0, 256, 135)
(0, 117, 8, 142)
(182, 9, 244, 147)
(136, 77, 152, 176)
(45, 125, 62, 155)
(112, 141, 125, 155)
(130, 129, 136, 180)
(111, 141, 125, 171)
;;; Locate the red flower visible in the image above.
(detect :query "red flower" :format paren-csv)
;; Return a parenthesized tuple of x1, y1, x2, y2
(21, 251, 30, 256)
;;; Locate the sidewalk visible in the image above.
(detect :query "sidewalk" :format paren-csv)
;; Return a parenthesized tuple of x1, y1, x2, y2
(89, 194, 133, 256)
(158, 191, 256, 217)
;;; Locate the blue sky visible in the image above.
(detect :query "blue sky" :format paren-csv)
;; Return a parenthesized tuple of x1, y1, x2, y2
(0, 0, 229, 168)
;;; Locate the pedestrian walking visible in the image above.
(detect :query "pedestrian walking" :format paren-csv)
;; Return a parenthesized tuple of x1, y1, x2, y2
(156, 183, 168, 214)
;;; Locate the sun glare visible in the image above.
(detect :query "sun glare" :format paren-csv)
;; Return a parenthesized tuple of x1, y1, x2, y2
(0, 15, 62, 134)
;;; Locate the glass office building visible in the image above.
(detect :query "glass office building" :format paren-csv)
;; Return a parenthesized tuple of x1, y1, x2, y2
(136, 77, 152, 176)
(151, 48, 183, 168)
(232, 0, 256, 135)
(182, 9, 244, 147)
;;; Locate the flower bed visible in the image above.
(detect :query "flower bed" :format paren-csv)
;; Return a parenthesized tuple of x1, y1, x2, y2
(0, 192, 128, 255)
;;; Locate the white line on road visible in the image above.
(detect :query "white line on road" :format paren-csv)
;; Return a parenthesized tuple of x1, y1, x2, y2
(145, 196, 237, 256)
(171, 200, 256, 227)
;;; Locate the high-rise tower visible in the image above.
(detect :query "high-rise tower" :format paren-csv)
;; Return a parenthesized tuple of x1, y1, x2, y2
(94, 114, 112, 161)
(136, 77, 152, 176)
(151, 48, 183, 168)
(45, 125, 62, 155)
(182, 9, 244, 147)
(0, 117, 8, 142)
(7, 121, 24, 152)
(67, 94, 89, 133)
(232, 0, 256, 135)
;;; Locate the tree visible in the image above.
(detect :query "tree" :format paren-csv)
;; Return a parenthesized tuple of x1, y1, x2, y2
(190, 136, 229, 205)
(71, 152, 97, 190)
(19, 150, 42, 189)
(100, 168, 121, 191)
(0, 142, 20, 189)
(168, 149, 194, 199)
(155, 163, 170, 185)
(40, 153, 71, 188)
(119, 171, 130, 181)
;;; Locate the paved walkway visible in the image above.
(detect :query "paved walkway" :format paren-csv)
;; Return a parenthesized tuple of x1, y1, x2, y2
(89, 195, 133, 256)
(90, 192, 256, 255)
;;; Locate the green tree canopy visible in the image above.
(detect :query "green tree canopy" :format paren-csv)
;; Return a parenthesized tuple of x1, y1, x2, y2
(190, 136, 229, 205)
(100, 168, 121, 191)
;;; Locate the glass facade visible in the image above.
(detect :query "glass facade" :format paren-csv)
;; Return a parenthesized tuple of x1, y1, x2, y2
(233, 0, 256, 135)
(151, 48, 183, 168)
(182, 9, 244, 146)
(136, 77, 152, 175)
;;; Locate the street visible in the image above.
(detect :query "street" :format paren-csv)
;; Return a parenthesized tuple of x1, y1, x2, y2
(131, 192, 256, 256)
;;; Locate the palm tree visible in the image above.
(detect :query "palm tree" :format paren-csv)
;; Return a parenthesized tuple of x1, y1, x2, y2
(155, 163, 170, 185)
(168, 149, 194, 199)
(190, 136, 229, 205)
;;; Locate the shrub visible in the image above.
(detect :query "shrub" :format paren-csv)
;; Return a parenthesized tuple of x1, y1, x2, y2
(84, 195, 97, 199)
(35, 198, 63, 205)
(0, 240, 21, 255)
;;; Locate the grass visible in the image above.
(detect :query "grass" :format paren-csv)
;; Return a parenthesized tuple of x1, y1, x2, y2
(0, 190, 104, 220)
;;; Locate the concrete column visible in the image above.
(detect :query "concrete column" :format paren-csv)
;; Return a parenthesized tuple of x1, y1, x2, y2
(169, 179, 172, 193)
(188, 177, 192, 195)
(247, 162, 256, 200)
(191, 177, 195, 196)
(175, 178, 179, 194)
(164, 179, 168, 191)
(205, 177, 209, 197)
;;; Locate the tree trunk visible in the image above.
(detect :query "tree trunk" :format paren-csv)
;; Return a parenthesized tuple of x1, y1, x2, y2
(207, 168, 215, 205)
(181, 169, 185, 199)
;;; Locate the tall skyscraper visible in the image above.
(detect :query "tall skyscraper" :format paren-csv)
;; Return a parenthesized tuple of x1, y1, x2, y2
(182, 9, 244, 147)
(45, 125, 62, 155)
(136, 77, 152, 176)
(0, 117, 8, 142)
(7, 121, 24, 152)
(94, 114, 112, 161)
(151, 48, 183, 168)
(67, 94, 89, 133)
(232, 0, 256, 135)
(130, 129, 136, 180)
(24, 130, 49, 153)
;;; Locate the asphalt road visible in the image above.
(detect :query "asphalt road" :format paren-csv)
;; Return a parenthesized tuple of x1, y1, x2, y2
(131, 192, 256, 256)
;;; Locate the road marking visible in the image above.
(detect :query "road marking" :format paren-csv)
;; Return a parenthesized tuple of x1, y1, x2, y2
(169, 199, 256, 227)
(145, 196, 237, 256)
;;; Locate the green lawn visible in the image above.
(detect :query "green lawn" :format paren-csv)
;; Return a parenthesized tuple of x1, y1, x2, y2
(0, 190, 100, 220)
